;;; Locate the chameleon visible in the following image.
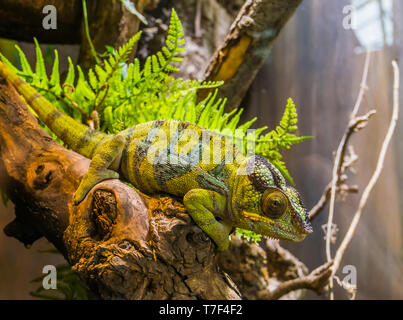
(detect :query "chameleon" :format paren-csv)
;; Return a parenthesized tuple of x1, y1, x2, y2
(0, 61, 312, 250)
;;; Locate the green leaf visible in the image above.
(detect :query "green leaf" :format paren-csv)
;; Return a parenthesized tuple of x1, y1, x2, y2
(33, 38, 48, 87)
(5, 11, 311, 189)
(105, 45, 115, 54)
(49, 50, 60, 87)
(14, 46, 33, 76)
(64, 57, 75, 85)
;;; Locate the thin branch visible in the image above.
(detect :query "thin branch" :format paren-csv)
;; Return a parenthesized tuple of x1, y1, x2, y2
(351, 51, 371, 118)
(82, 0, 101, 65)
(331, 60, 400, 277)
(308, 52, 372, 223)
(309, 183, 358, 221)
(270, 57, 398, 301)
(262, 262, 333, 300)
(309, 183, 332, 220)
(325, 51, 372, 263)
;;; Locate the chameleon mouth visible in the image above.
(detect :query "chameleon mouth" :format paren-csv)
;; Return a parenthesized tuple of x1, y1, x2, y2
(242, 211, 307, 241)
(243, 211, 274, 224)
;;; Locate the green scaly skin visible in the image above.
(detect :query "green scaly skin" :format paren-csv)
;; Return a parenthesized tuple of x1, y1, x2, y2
(0, 62, 312, 250)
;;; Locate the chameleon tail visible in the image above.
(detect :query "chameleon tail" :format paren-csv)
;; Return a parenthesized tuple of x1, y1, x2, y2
(0, 61, 106, 158)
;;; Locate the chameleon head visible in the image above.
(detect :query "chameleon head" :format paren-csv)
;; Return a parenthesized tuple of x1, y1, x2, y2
(232, 155, 312, 241)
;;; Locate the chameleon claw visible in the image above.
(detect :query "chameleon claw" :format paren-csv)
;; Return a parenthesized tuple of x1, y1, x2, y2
(73, 192, 85, 206)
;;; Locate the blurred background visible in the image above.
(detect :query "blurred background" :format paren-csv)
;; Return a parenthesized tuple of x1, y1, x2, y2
(0, 0, 402, 299)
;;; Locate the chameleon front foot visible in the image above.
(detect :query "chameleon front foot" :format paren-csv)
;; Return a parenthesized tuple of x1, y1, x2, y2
(183, 189, 231, 251)
(73, 168, 119, 205)
(73, 134, 125, 205)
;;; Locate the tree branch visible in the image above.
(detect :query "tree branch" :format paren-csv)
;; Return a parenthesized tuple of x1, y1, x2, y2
(331, 60, 400, 282)
(256, 58, 399, 300)
(201, 0, 303, 110)
(0, 73, 240, 300)
(308, 183, 358, 221)
(325, 51, 373, 263)
(261, 261, 333, 300)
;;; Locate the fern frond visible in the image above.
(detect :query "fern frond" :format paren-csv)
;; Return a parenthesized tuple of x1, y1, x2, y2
(33, 38, 48, 88)
(0, 53, 20, 74)
(2, 12, 310, 186)
(15, 46, 34, 77)
(65, 57, 75, 85)
(141, 9, 185, 78)
(87, 31, 142, 111)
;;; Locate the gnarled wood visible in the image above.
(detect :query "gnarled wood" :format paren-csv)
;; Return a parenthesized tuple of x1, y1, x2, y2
(202, 0, 303, 110)
(0, 73, 240, 299)
(0, 68, 321, 300)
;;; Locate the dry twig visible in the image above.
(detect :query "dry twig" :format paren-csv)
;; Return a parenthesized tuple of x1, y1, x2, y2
(261, 262, 333, 300)
(325, 51, 372, 263)
(309, 183, 359, 221)
(261, 58, 399, 300)
(331, 60, 400, 281)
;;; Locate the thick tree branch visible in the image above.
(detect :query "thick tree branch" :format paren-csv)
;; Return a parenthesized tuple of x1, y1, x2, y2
(0, 73, 241, 299)
(0, 1, 300, 109)
(0, 69, 325, 300)
(202, 0, 303, 110)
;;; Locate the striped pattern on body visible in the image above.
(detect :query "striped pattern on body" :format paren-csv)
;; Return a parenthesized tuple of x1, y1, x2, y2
(0, 61, 244, 199)
(120, 119, 245, 197)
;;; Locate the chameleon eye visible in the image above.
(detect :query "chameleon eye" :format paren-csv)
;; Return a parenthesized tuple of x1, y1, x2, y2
(261, 188, 288, 219)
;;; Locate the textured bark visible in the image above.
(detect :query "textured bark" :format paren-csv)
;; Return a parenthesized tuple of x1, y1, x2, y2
(0, 74, 240, 299)
(218, 237, 271, 299)
(0, 68, 315, 300)
(202, 0, 303, 109)
(218, 238, 308, 300)
(0, 0, 307, 300)
(0, 0, 303, 95)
